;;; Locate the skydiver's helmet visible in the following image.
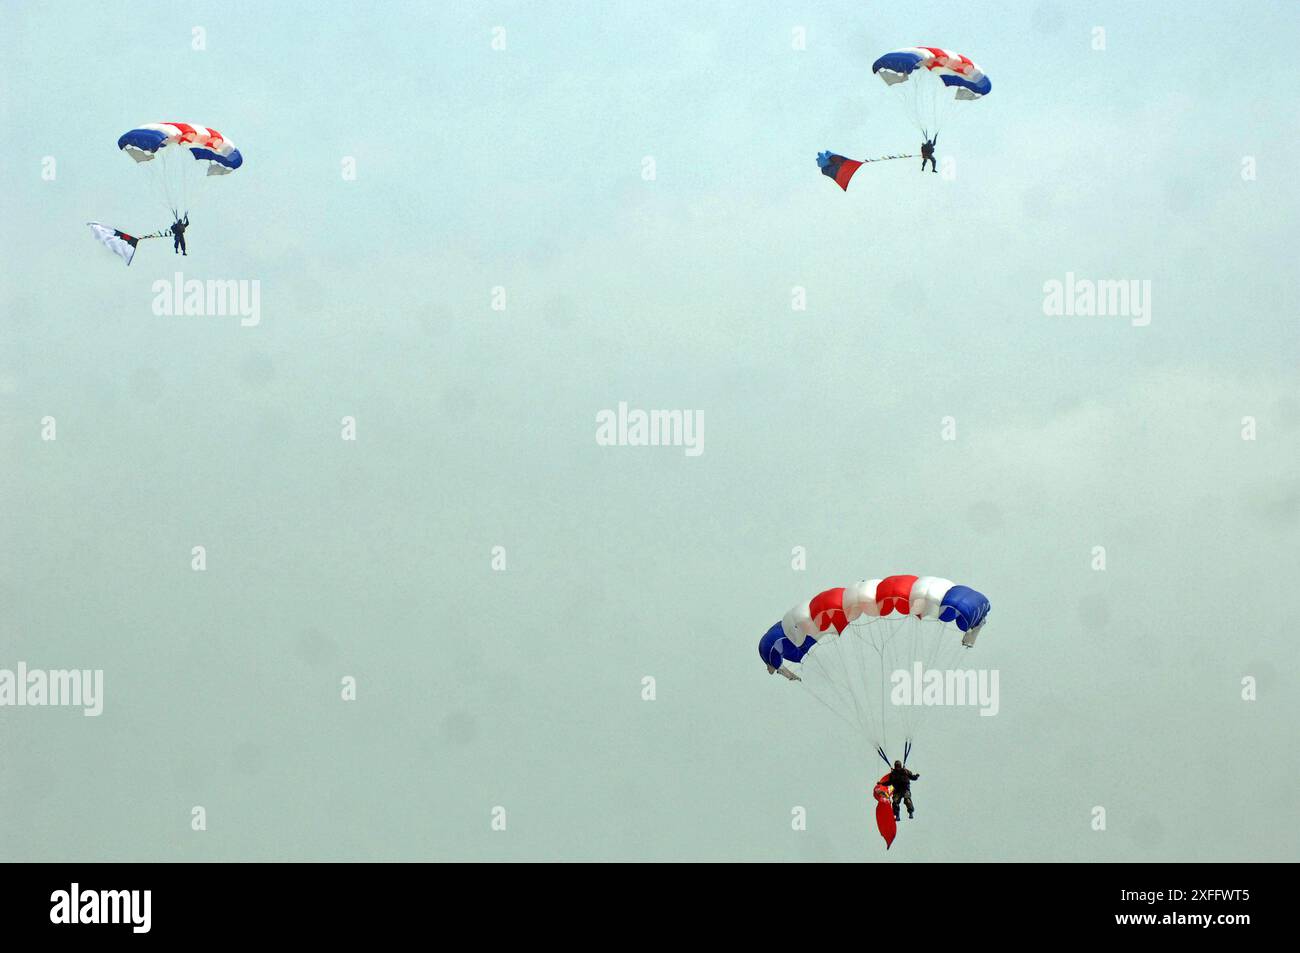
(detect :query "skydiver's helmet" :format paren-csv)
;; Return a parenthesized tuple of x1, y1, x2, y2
(894, 760, 903, 770)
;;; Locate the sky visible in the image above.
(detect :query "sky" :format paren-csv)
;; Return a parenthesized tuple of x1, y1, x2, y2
(1, 0, 1298, 861)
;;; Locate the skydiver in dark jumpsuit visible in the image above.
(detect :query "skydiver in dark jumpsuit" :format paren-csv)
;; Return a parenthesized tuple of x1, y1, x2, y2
(171, 213, 189, 256)
(920, 137, 937, 174)
(887, 760, 919, 819)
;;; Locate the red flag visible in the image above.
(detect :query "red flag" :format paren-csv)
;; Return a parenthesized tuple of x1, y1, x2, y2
(873, 775, 896, 849)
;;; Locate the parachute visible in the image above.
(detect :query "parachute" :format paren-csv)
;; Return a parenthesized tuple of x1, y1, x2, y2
(760, 574, 990, 767)
(871, 47, 991, 138)
(117, 122, 243, 217)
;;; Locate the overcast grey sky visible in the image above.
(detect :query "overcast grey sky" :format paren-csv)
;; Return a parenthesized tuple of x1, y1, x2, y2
(1, 0, 1297, 861)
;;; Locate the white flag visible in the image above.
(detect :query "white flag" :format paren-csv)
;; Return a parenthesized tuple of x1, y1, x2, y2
(87, 222, 140, 266)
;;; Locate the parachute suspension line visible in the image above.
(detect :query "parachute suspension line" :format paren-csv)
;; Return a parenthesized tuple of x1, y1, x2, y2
(846, 617, 895, 762)
(158, 148, 174, 215)
(837, 618, 882, 756)
(141, 160, 164, 220)
(903, 614, 935, 745)
(801, 638, 866, 733)
(874, 611, 926, 760)
(830, 627, 876, 737)
(835, 628, 872, 736)
(870, 622, 892, 758)
(142, 142, 208, 221)
(892, 73, 958, 143)
(921, 617, 953, 672)
(908, 78, 935, 142)
(801, 651, 854, 724)
(175, 145, 196, 216)
(161, 146, 182, 218)
(798, 673, 861, 734)
(885, 615, 912, 757)
(172, 147, 189, 218)
(168, 152, 184, 218)
(896, 611, 971, 752)
(918, 625, 936, 747)
(799, 643, 872, 743)
(853, 622, 887, 756)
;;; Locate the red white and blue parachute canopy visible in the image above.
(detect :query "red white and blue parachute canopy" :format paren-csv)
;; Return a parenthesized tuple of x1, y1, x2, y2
(117, 122, 243, 175)
(778, 574, 991, 649)
(872, 47, 991, 99)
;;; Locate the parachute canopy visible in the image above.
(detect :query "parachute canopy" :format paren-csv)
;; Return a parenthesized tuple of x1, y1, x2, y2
(117, 123, 243, 173)
(871, 47, 990, 137)
(872, 47, 991, 99)
(775, 575, 990, 648)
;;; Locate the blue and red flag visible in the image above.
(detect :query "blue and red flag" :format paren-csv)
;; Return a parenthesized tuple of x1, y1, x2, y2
(817, 151, 863, 191)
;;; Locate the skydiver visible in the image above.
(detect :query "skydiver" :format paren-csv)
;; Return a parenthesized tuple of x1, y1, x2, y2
(887, 760, 919, 819)
(170, 212, 189, 256)
(920, 135, 937, 174)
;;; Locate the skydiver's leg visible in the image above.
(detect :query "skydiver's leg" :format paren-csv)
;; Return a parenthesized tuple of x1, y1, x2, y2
(904, 793, 914, 818)
(892, 791, 902, 820)
(180, 235, 187, 256)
